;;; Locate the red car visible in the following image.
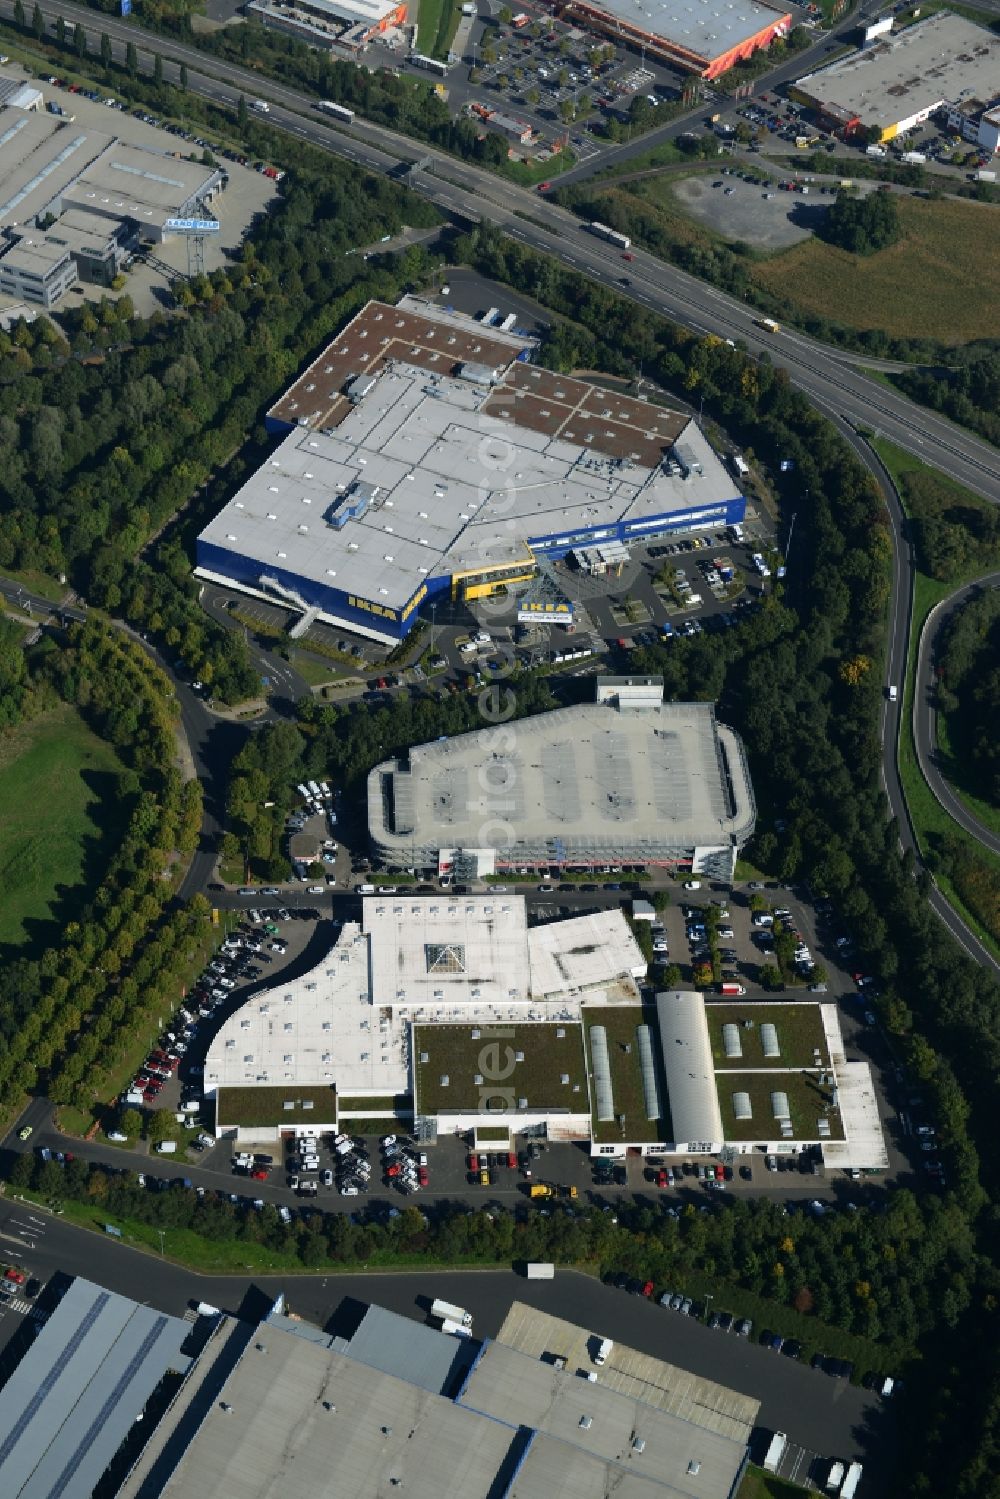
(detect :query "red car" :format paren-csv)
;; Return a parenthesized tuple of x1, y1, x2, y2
(714, 1162, 725, 1181)
(468, 1153, 479, 1173)
(5, 1267, 26, 1285)
(387, 1163, 401, 1178)
(641, 1280, 654, 1298)
(656, 1168, 668, 1188)
(251, 1168, 268, 1181)
(622, 251, 634, 261)
(507, 1152, 517, 1170)
(418, 1166, 429, 1187)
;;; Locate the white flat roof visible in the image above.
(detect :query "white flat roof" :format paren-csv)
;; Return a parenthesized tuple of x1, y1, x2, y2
(528, 908, 647, 996)
(573, 0, 788, 59)
(795, 12, 1000, 128)
(366, 895, 532, 1010)
(205, 900, 645, 1099)
(370, 699, 755, 859)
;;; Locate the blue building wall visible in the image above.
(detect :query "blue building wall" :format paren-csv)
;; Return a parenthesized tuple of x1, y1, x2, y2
(198, 491, 746, 641)
(526, 494, 746, 558)
(196, 538, 424, 641)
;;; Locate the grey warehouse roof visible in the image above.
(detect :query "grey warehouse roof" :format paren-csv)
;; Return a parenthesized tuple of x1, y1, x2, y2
(345, 1303, 475, 1393)
(369, 698, 755, 861)
(794, 12, 1000, 129)
(0, 1276, 190, 1499)
(459, 1339, 749, 1498)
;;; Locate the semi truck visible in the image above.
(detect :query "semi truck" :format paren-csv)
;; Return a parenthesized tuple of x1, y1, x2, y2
(754, 317, 780, 334)
(589, 221, 631, 249)
(430, 1298, 472, 1326)
(763, 1432, 788, 1473)
(526, 1262, 555, 1279)
(317, 100, 355, 123)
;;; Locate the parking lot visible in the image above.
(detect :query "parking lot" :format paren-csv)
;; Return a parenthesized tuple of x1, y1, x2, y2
(457, 12, 682, 155)
(672, 168, 821, 250)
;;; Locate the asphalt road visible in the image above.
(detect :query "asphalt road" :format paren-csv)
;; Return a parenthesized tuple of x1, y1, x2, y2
(0, 1191, 890, 1475)
(912, 574, 1000, 860)
(838, 441, 1000, 980)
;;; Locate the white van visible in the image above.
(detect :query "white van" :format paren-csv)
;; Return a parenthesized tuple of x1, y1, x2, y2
(594, 1337, 613, 1366)
(156, 1141, 177, 1154)
(356, 883, 376, 894)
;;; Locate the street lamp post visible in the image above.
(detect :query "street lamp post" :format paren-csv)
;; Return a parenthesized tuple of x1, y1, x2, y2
(703, 1292, 713, 1322)
(158, 1230, 165, 1257)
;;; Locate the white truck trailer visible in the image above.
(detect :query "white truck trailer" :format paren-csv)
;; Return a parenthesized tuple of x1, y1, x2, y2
(431, 1298, 472, 1326)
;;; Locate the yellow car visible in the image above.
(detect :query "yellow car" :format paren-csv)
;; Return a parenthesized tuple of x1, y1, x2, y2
(479, 1166, 490, 1187)
(18, 1125, 32, 1141)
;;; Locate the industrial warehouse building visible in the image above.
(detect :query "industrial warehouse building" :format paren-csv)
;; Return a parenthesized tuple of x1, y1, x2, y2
(791, 11, 1000, 142)
(113, 1297, 757, 1499)
(0, 101, 224, 305)
(368, 677, 756, 881)
(195, 299, 746, 644)
(0, 1277, 191, 1499)
(562, 0, 791, 79)
(201, 889, 886, 1170)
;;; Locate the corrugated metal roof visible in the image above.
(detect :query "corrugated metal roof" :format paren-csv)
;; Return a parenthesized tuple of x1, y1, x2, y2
(0, 1276, 190, 1499)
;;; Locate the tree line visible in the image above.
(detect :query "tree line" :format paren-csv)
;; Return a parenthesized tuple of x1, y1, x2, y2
(9, 1149, 972, 1370)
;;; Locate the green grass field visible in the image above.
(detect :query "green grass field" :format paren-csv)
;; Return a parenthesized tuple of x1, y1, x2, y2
(591, 173, 1000, 344)
(752, 195, 1000, 343)
(0, 704, 126, 950)
(417, 0, 460, 58)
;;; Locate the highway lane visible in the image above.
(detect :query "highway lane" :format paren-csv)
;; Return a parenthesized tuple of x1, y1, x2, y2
(10, 0, 1000, 504)
(912, 574, 1000, 860)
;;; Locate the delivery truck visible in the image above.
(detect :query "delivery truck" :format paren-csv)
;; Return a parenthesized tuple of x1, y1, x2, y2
(440, 1317, 473, 1336)
(430, 1298, 472, 1326)
(526, 1262, 555, 1279)
(529, 1183, 554, 1199)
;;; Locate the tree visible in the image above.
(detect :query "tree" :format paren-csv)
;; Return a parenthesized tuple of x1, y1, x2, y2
(127, 41, 138, 77)
(55, 13, 65, 45)
(73, 21, 86, 56)
(101, 31, 112, 71)
(154, 50, 163, 87)
(120, 1107, 144, 1139)
(237, 93, 249, 131)
(146, 1109, 179, 1146)
(31, 0, 44, 37)
(498, 4, 512, 20)
(179, 62, 188, 90)
(13, 0, 24, 28)
(9, 1153, 33, 1189)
